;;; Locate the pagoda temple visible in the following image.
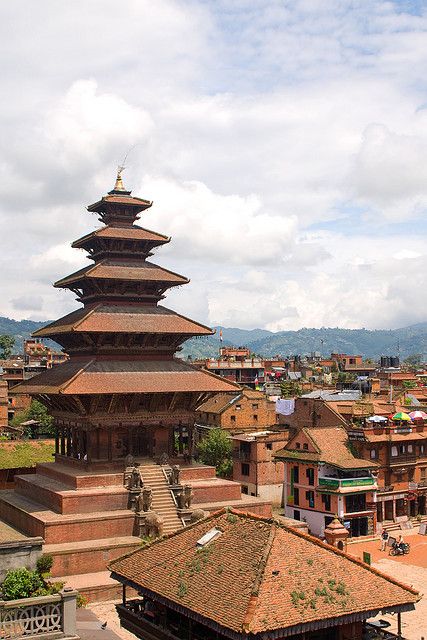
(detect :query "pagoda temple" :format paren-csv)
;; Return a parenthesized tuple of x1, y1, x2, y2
(14, 172, 240, 467)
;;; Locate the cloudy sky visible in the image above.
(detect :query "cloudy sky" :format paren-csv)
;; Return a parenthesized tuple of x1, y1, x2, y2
(1, 0, 426, 331)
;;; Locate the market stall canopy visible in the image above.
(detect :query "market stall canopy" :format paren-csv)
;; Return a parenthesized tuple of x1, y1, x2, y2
(392, 412, 411, 422)
(367, 415, 388, 423)
(409, 411, 427, 421)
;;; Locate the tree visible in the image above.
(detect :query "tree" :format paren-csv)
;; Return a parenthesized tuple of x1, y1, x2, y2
(0, 335, 15, 359)
(280, 380, 302, 398)
(1, 555, 62, 601)
(11, 400, 54, 438)
(198, 428, 232, 478)
(1, 568, 43, 600)
(404, 354, 423, 367)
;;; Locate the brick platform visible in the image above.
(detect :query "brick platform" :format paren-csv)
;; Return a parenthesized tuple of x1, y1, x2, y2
(0, 460, 272, 600)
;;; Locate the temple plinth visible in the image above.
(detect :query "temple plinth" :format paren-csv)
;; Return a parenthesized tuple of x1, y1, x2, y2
(13, 174, 240, 468)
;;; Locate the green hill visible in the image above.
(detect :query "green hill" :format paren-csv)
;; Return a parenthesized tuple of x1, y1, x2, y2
(0, 315, 426, 360)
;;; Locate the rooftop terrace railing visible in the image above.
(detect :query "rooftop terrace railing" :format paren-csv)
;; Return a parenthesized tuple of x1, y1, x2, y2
(318, 476, 377, 490)
(0, 590, 77, 640)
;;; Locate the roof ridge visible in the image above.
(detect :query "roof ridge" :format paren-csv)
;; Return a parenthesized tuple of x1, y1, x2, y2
(60, 359, 95, 393)
(73, 304, 99, 330)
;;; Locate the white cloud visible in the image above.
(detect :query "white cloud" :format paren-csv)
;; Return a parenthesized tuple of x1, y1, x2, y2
(0, 0, 427, 333)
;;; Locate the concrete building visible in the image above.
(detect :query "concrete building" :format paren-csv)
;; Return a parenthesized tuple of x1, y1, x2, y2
(276, 426, 379, 538)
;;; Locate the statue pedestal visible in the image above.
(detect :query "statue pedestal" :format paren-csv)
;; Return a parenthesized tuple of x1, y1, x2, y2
(128, 488, 141, 511)
(177, 508, 192, 519)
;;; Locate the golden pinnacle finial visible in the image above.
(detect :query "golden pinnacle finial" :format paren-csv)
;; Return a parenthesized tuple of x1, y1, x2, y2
(113, 165, 126, 191)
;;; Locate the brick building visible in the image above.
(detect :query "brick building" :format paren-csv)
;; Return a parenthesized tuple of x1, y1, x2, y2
(195, 388, 276, 436)
(0, 380, 8, 429)
(111, 508, 419, 640)
(278, 394, 348, 429)
(231, 430, 288, 503)
(193, 346, 265, 388)
(276, 426, 379, 538)
(354, 420, 427, 524)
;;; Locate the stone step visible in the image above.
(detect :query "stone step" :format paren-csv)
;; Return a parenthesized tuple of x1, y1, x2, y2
(15, 474, 129, 515)
(45, 536, 141, 577)
(37, 463, 124, 489)
(55, 571, 132, 603)
(0, 490, 135, 544)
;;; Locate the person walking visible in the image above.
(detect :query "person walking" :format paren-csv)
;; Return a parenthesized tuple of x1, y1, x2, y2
(380, 529, 389, 551)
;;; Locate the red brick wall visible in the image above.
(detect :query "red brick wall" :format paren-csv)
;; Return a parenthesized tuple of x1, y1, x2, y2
(190, 480, 242, 504)
(50, 543, 139, 577)
(181, 466, 216, 481)
(220, 396, 276, 431)
(279, 398, 346, 428)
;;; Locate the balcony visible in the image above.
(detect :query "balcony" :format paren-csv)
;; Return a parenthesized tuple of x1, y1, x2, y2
(232, 450, 252, 462)
(318, 476, 376, 490)
(389, 454, 417, 466)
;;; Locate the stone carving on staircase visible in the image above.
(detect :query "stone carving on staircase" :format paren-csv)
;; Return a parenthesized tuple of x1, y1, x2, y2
(183, 484, 194, 509)
(141, 486, 153, 512)
(159, 452, 169, 466)
(137, 511, 164, 539)
(168, 465, 180, 486)
(190, 509, 208, 523)
(125, 454, 135, 468)
(126, 465, 143, 511)
(176, 490, 185, 510)
(128, 466, 143, 490)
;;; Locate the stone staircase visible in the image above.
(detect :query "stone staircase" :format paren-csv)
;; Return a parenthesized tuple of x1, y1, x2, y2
(381, 514, 427, 534)
(140, 465, 184, 535)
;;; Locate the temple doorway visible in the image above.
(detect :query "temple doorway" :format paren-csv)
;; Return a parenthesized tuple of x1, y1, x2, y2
(132, 429, 151, 457)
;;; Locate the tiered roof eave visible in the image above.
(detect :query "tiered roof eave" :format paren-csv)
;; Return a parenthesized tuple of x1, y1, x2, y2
(32, 304, 214, 337)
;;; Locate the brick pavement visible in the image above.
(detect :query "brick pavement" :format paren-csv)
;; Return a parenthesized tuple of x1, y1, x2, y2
(347, 530, 427, 640)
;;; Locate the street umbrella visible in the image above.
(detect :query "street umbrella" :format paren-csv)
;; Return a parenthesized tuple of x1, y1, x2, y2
(392, 412, 411, 421)
(409, 411, 427, 421)
(367, 415, 388, 423)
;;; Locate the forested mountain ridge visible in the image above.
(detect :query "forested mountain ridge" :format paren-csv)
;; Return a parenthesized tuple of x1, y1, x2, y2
(0, 315, 426, 360)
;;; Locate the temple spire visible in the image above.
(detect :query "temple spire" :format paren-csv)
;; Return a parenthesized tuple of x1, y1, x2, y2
(113, 165, 126, 192)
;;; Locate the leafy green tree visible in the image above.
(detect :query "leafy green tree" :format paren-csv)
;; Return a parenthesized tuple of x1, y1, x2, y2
(1, 555, 63, 601)
(404, 354, 423, 367)
(11, 400, 54, 438)
(198, 429, 232, 478)
(402, 380, 417, 389)
(1, 568, 43, 600)
(0, 335, 15, 359)
(280, 380, 302, 398)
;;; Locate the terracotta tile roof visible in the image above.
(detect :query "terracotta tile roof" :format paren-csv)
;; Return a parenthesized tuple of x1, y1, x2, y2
(54, 260, 189, 287)
(276, 427, 378, 470)
(196, 392, 241, 414)
(110, 509, 419, 636)
(13, 358, 241, 395)
(72, 225, 170, 247)
(33, 305, 213, 337)
(87, 195, 152, 212)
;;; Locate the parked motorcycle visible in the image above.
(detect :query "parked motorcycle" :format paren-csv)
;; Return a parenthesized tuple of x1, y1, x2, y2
(389, 541, 410, 556)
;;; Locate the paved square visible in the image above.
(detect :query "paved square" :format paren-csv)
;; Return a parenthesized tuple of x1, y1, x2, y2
(347, 529, 427, 639)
